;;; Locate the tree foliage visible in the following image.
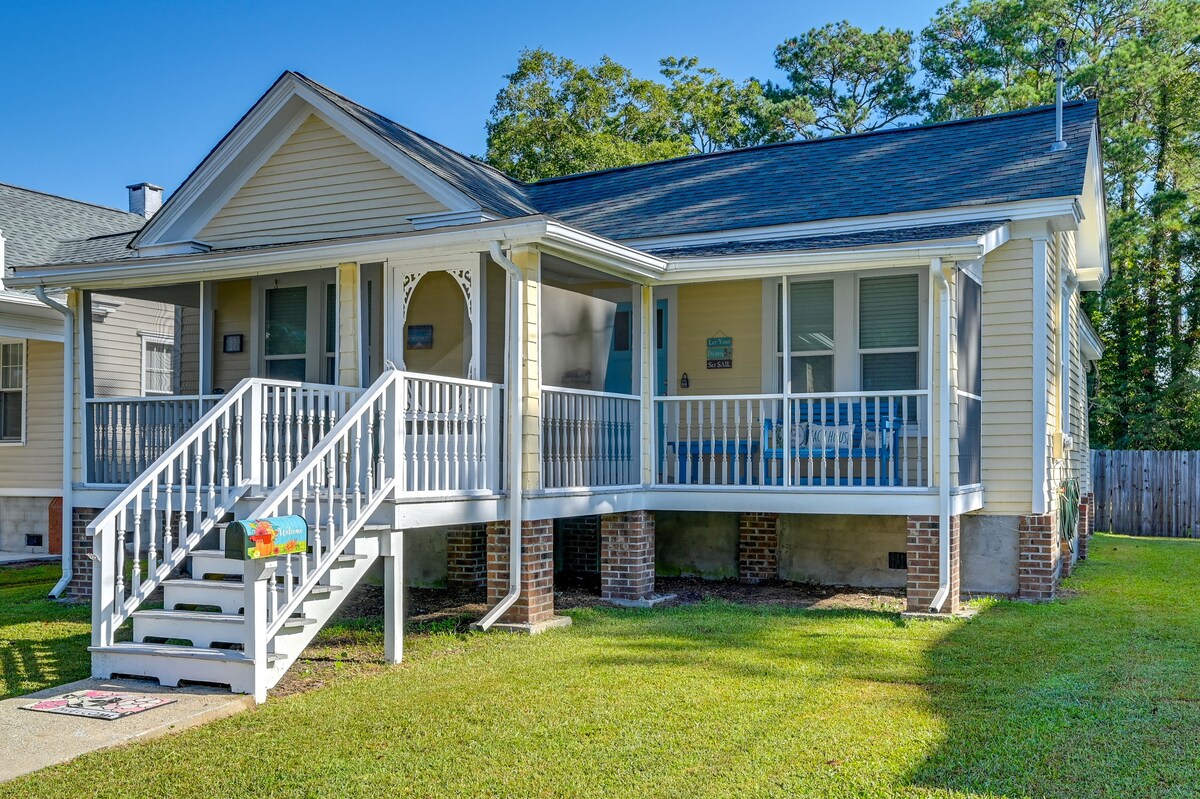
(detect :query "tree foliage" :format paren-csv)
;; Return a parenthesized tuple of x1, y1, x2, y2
(921, 0, 1200, 449)
(769, 21, 926, 136)
(485, 49, 791, 181)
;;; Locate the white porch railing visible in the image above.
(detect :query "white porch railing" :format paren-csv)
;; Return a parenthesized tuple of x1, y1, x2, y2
(542, 387, 640, 489)
(654, 391, 930, 489)
(86, 385, 363, 486)
(88, 379, 363, 647)
(400, 374, 502, 495)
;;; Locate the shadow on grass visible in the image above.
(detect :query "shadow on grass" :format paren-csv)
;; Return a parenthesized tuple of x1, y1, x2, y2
(909, 536, 1200, 798)
(0, 629, 92, 699)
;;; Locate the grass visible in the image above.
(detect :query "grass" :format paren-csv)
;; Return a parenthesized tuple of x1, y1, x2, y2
(0, 564, 91, 699)
(3, 534, 1199, 797)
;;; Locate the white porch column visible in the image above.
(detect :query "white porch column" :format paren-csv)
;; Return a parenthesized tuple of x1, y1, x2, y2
(198, 281, 214, 397)
(336, 262, 362, 387)
(639, 284, 654, 485)
(382, 529, 405, 663)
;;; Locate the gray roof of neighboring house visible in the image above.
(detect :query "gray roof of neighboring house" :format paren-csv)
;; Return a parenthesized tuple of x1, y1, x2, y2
(0, 183, 144, 271)
(295, 73, 1098, 244)
(647, 221, 1010, 259)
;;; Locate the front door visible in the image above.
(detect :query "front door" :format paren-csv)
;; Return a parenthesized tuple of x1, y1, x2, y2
(604, 300, 668, 395)
(261, 271, 337, 384)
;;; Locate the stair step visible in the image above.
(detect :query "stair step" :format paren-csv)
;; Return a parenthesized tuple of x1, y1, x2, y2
(91, 642, 287, 693)
(132, 609, 246, 648)
(91, 642, 285, 664)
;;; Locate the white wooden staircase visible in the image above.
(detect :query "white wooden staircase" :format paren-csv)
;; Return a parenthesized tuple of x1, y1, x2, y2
(86, 370, 502, 702)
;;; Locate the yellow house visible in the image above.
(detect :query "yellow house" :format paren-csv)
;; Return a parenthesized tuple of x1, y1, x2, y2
(8, 72, 1108, 701)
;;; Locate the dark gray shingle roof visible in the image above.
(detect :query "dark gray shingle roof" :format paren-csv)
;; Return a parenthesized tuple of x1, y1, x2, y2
(526, 102, 1096, 241)
(648, 221, 1009, 259)
(1, 183, 144, 270)
(295, 72, 1097, 244)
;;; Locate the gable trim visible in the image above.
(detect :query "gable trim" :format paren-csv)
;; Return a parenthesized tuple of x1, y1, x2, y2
(133, 73, 481, 251)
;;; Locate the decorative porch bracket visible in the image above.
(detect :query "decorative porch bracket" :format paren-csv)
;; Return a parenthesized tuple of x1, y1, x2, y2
(396, 262, 483, 379)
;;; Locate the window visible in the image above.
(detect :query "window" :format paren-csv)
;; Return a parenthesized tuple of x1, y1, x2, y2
(141, 336, 174, 396)
(264, 285, 308, 381)
(0, 340, 25, 442)
(858, 274, 919, 391)
(778, 279, 835, 392)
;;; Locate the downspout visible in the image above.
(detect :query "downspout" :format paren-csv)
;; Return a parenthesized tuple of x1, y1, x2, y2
(34, 287, 74, 598)
(476, 240, 524, 629)
(929, 258, 954, 612)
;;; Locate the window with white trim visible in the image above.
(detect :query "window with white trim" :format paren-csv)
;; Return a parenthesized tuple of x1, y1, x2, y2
(0, 340, 25, 442)
(141, 335, 174, 396)
(774, 270, 925, 393)
(858, 274, 920, 391)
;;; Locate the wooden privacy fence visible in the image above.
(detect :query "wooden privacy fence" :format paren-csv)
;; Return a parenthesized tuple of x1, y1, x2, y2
(1091, 449, 1200, 537)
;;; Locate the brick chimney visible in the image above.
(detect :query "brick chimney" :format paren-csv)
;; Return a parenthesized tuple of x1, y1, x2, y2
(127, 182, 163, 219)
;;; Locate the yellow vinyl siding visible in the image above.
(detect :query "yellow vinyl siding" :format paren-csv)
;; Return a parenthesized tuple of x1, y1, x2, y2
(485, 259, 506, 384)
(979, 239, 1035, 513)
(0, 339, 63, 491)
(213, 280, 252, 392)
(198, 115, 447, 247)
(403, 272, 466, 378)
(674, 280, 762, 395)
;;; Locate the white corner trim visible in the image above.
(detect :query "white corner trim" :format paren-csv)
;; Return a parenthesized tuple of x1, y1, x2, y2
(1031, 236, 1050, 514)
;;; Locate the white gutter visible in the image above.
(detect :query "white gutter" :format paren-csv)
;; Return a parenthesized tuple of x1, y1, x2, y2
(34, 287, 74, 598)
(929, 257, 954, 613)
(475, 240, 525, 630)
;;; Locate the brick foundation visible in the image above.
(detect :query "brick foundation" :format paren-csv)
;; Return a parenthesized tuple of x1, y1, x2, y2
(906, 515, 961, 614)
(738, 512, 779, 583)
(599, 511, 656, 603)
(1019, 512, 1059, 601)
(65, 507, 101, 601)
(1078, 493, 1095, 560)
(558, 515, 601, 575)
(446, 524, 487, 588)
(486, 519, 555, 625)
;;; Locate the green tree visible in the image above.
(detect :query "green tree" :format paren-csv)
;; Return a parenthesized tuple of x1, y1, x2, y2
(485, 50, 792, 181)
(769, 21, 926, 136)
(922, 0, 1200, 449)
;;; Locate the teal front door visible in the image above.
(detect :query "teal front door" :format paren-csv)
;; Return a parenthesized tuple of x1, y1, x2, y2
(604, 300, 668, 395)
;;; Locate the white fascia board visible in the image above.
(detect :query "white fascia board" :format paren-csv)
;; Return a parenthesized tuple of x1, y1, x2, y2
(622, 197, 1080, 251)
(134, 74, 484, 251)
(1080, 314, 1104, 361)
(1076, 126, 1110, 286)
(656, 240, 988, 284)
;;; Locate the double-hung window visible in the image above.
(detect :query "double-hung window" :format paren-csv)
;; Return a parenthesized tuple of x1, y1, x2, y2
(779, 279, 835, 392)
(858, 274, 920, 391)
(775, 271, 924, 394)
(141, 335, 174, 396)
(0, 340, 25, 442)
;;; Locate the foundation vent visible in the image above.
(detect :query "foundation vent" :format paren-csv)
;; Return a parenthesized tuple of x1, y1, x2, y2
(25, 534, 44, 548)
(887, 551, 908, 570)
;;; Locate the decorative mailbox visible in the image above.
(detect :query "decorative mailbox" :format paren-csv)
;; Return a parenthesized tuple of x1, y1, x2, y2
(225, 515, 310, 561)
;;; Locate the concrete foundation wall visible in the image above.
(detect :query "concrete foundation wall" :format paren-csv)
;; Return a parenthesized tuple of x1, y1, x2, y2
(363, 527, 449, 589)
(655, 511, 739, 579)
(778, 514, 908, 588)
(960, 514, 1020, 595)
(0, 496, 52, 553)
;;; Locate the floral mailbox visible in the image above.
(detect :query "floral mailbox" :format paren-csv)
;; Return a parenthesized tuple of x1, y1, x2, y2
(225, 515, 310, 560)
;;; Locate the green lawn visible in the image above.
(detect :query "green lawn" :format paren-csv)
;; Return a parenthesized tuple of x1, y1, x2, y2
(0, 564, 91, 699)
(3, 534, 1199, 798)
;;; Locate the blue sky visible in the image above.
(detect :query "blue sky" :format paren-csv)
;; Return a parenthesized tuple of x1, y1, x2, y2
(0, 1, 944, 210)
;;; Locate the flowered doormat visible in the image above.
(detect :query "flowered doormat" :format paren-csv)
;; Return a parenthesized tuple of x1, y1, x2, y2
(22, 690, 176, 720)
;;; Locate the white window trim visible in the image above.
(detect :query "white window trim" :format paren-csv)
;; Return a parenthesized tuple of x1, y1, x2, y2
(768, 267, 929, 393)
(0, 337, 27, 446)
(140, 332, 175, 396)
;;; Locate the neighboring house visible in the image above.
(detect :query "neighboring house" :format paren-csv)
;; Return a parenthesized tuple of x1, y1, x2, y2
(8, 72, 1107, 701)
(0, 183, 179, 563)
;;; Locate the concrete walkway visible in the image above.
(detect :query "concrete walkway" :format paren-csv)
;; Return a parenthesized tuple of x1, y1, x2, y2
(0, 678, 251, 782)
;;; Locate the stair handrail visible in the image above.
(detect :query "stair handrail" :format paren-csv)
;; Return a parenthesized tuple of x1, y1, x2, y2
(87, 377, 362, 647)
(239, 370, 402, 650)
